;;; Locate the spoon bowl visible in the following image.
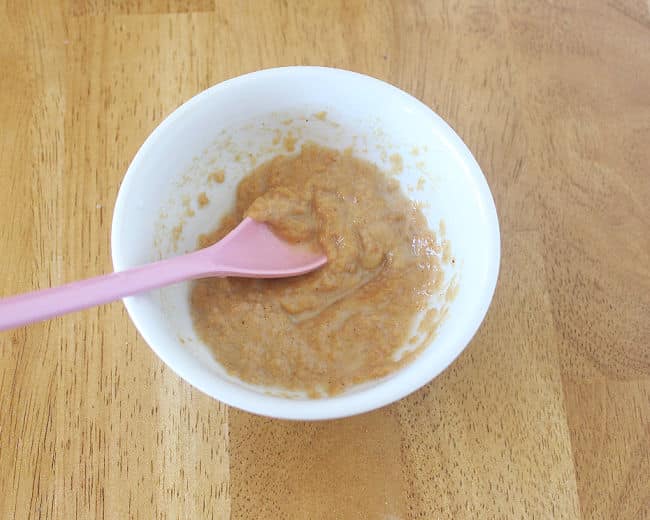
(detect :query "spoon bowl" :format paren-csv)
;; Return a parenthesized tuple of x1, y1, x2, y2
(208, 217, 326, 277)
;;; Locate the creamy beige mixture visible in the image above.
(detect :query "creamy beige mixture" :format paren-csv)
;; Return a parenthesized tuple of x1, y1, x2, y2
(190, 144, 443, 396)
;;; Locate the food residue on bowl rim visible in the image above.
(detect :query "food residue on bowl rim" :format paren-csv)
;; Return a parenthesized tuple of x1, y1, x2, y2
(153, 112, 458, 398)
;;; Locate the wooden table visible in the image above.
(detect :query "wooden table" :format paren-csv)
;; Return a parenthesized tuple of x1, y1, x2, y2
(1, 1, 648, 518)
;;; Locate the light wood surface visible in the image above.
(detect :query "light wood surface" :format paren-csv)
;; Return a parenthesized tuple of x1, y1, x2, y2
(1, 1, 648, 518)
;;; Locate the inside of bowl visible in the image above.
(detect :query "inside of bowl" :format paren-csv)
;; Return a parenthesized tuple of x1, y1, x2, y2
(113, 69, 498, 411)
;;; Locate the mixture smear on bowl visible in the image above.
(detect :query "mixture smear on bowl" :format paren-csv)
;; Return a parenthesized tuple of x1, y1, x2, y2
(190, 144, 444, 396)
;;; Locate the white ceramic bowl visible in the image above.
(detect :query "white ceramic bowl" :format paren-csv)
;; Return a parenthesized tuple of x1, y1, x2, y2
(111, 67, 500, 420)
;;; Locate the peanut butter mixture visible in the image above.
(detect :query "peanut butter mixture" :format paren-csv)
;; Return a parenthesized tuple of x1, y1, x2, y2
(190, 144, 443, 396)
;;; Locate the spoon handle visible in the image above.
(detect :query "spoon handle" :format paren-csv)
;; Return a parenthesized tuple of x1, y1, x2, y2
(0, 250, 212, 332)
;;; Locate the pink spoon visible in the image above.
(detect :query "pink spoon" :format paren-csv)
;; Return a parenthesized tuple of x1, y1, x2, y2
(0, 217, 327, 332)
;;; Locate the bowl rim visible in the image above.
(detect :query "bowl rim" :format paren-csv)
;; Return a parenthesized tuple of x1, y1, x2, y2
(111, 66, 501, 420)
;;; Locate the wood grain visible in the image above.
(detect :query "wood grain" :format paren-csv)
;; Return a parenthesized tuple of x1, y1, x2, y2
(0, 1, 648, 518)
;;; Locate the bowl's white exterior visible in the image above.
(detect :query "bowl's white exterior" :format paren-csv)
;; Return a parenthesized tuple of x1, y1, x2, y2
(111, 67, 500, 420)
